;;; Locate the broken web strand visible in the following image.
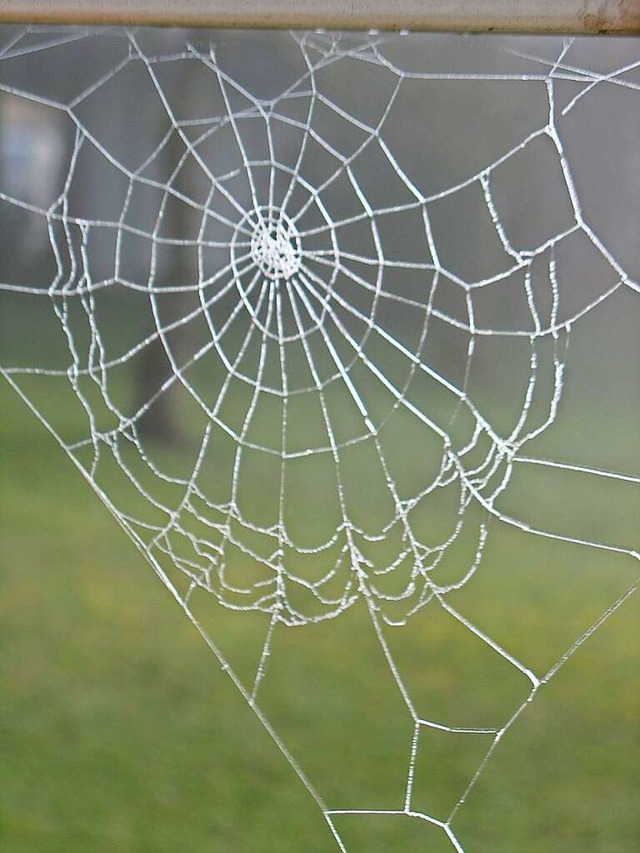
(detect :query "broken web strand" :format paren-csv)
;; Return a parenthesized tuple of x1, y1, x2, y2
(1, 26, 639, 850)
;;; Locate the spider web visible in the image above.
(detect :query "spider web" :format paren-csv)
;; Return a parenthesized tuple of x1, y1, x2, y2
(0, 26, 638, 850)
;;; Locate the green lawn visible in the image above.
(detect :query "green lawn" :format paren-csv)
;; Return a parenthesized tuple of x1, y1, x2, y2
(1, 379, 638, 852)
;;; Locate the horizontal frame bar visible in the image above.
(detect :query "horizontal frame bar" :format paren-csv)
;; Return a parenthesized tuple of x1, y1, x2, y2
(0, 0, 639, 34)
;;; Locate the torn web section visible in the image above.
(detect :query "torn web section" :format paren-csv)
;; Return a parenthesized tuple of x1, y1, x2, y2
(0, 26, 638, 852)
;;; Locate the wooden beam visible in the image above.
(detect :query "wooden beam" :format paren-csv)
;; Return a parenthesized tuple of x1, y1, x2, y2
(0, 0, 639, 34)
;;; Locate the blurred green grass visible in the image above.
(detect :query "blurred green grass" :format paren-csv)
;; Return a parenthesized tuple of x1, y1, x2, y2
(1, 378, 638, 852)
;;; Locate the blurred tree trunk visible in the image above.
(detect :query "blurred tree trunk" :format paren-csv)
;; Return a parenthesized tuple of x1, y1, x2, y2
(135, 50, 195, 448)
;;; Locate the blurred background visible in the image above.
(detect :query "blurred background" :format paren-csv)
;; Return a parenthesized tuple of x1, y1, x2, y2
(1, 27, 639, 851)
